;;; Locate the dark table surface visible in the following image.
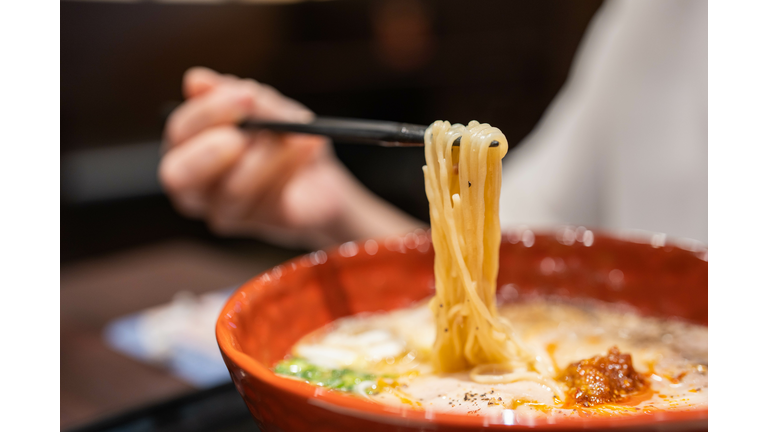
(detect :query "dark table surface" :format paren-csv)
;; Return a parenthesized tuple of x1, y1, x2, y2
(67, 383, 259, 432)
(61, 239, 298, 430)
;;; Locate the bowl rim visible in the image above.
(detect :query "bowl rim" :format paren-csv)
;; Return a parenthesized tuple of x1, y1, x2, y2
(216, 229, 708, 429)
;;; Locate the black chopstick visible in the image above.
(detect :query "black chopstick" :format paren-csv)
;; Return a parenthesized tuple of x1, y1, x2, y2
(239, 117, 499, 148)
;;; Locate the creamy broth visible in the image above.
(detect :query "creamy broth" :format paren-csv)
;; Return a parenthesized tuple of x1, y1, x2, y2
(274, 298, 707, 419)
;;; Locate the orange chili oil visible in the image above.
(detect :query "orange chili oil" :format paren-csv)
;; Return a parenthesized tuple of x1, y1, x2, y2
(558, 346, 648, 408)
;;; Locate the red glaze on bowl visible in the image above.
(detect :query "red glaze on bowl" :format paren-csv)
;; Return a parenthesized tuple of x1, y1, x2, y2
(216, 229, 707, 431)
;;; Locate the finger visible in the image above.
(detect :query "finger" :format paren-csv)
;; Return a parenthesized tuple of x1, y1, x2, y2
(253, 134, 327, 219)
(209, 132, 278, 220)
(166, 84, 255, 147)
(169, 77, 316, 148)
(243, 80, 314, 123)
(211, 133, 325, 221)
(182, 67, 225, 99)
(159, 125, 248, 195)
(280, 156, 344, 229)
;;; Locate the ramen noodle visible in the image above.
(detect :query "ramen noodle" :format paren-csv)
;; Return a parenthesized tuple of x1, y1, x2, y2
(422, 121, 557, 393)
(273, 121, 708, 418)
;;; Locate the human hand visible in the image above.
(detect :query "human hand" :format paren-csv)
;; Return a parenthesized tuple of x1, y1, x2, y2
(160, 67, 422, 248)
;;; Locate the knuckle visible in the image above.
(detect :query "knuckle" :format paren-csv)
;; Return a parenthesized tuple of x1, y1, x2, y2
(243, 80, 267, 101)
(221, 83, 255, 112)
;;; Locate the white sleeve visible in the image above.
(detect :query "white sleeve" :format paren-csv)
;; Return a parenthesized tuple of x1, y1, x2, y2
(499, 0, 707, 243)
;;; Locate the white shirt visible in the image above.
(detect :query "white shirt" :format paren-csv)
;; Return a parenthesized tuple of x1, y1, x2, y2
(499, 0, 707, 243)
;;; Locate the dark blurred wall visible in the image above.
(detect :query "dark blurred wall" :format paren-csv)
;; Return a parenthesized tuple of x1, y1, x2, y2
(61, 0, 602, 262)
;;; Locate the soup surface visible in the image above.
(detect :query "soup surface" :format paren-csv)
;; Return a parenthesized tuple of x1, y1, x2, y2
(274, 297, 707, 420)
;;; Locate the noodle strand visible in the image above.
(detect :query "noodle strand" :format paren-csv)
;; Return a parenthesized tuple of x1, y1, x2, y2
(425, 120, 531, 372)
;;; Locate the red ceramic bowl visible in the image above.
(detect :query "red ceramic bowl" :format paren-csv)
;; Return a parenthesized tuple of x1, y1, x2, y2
(216, 229, 707, 431)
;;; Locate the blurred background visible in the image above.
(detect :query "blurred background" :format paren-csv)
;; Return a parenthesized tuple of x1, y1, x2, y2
(61, 0, 602, 429)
